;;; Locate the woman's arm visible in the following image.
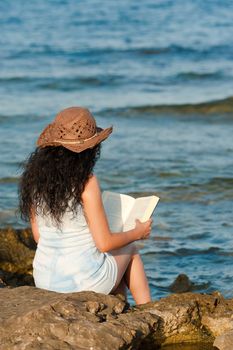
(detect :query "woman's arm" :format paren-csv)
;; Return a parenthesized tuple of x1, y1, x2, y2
(30, 208, 40, 243)
(82, 175, 152, 253)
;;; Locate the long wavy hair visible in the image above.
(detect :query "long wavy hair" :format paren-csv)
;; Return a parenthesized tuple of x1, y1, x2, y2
(19, 144, 101, 224)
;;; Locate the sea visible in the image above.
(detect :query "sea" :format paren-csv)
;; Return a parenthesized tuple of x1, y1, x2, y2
(0, 0, 233, 307)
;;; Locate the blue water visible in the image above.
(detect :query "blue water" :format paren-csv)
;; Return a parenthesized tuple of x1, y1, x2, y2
(0, 0, 233, 301)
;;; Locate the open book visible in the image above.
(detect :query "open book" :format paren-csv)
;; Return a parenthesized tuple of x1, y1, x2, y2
(102, 191, 159, 232)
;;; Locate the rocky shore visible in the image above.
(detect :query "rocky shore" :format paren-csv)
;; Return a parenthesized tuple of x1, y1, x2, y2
(0, 227, 233, 349)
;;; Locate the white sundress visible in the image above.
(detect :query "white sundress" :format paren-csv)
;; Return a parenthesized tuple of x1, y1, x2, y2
(33, 204, 118, 294)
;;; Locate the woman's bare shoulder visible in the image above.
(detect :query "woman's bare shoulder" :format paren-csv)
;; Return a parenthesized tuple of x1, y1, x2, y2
(82, 174, 101, 199)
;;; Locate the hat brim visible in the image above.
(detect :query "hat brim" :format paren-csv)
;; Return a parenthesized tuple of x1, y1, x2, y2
(37, 125, 113, 153)
(62, 126, 113, 153)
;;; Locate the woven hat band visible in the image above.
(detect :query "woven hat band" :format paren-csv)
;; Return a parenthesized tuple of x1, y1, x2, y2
(53, 132, 98, 145)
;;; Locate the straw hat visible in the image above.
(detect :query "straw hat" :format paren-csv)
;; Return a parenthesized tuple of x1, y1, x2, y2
(37, 107, 112, 153)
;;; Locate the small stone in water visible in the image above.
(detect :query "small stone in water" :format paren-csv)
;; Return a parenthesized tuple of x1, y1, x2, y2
(169, 273, 194, 293)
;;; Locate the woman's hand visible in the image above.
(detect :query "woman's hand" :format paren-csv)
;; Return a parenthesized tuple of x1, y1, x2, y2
(134, 218, 153, 240)
(82, 175, 153, 251)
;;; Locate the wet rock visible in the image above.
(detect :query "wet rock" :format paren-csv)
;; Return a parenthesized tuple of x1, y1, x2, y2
(0, 227, 35, 287)
(169, 273, 194, 293)
(214, 330, 233, 350)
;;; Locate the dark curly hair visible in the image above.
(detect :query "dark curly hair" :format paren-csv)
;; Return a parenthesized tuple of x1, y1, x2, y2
(19, 144, 101, 224)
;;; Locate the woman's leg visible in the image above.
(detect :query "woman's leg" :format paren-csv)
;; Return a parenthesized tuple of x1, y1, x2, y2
(110, 243, 151, 304)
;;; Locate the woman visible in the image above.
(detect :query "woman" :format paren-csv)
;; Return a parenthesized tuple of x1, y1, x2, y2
(19, 106, 152, 305)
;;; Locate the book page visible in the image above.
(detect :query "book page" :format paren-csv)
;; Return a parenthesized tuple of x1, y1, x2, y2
(102, 191, 135, 232)
(123, 196, 159, 231)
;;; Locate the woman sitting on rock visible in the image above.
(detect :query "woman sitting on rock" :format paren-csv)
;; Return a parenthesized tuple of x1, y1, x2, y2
(19, 107, 152, 305)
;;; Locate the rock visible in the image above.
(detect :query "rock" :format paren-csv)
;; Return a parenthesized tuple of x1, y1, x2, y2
(0, 277, 7, 288)
(0, 227, 35, 287)
(169, 273, 194, 293)
(214, 330, 233, 350)
(0, 286, 158, 350)
(201, 292, 233, 338)
(1, 228, 233, 348)
(85, 300, 106, 314)
(1, 287, 233, 349)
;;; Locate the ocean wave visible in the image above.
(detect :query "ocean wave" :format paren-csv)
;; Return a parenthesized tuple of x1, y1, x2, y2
(0, 209, 17, 219)
(39, 75, 124, 90)
(175, 247, 221, 256)
(103, 96, 233, 116)
(6, 43, 230, 59)
(3, 45, 180, 59)
(128, 177, 233, 203)
(0, 76, 33, 83)
(143, 246, 221, 257)
(0, 177, 19, 184)
(133, 44, 227, 57)
(174, 71, 223, 81)
(0, 75, 124, 90)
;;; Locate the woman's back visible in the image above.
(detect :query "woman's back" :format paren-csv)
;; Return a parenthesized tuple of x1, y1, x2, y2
(33, 204, 117, 293)
(36, 204, 95, 249)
